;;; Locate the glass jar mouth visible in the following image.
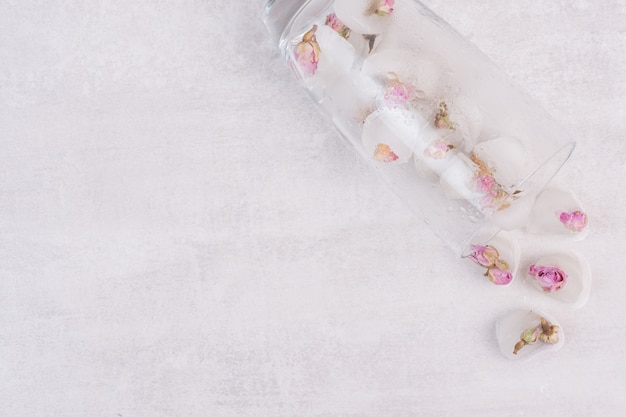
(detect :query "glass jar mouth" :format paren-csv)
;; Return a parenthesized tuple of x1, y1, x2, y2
(459, 140, 576, 258)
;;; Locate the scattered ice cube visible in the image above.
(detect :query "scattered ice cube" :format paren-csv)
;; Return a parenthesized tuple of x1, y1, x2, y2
(524, 252, 592, 309)
(527, 186, 589, 240)
(496, 309, 565, 361)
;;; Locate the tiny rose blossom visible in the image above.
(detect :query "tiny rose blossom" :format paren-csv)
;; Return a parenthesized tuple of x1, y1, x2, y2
(367, 0, 395, 16)
(383, 73, 414, 106)
(373, 143, 399, 162)
(521, 325, 542, 344)
(487, 266, 513, 285)
(325, 13, 351, 39)
(425, 139, 453, 159)
(513, 324, 542, 354)
(469, 244, 499, 268)
(294, 25, 321, 76)
(475, 172, 496, 193)
(559, 210, 588, 232)
(528, 264, 568, 292)
(434, 101, 454, 130)
(514, 317, 559, 354)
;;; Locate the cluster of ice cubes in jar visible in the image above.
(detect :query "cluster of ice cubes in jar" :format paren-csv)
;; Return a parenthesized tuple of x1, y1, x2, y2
(284, 0, 573, 234)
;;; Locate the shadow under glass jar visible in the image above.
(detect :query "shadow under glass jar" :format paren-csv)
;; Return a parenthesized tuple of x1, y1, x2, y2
(264, 0, 575, 257)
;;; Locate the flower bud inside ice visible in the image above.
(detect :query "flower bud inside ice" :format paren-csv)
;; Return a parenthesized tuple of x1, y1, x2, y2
(487, 266, 513, 285)
(539, 329, 560, 345)
(559, 210, 588, 232)
(528, 264, 568, 292)
(334, 0, 394, 34)
(472, 137, 527, 188)
(294, 25, 321, 77)
(520, 325, 541, 344)
(363, 49, 443, 98)
(469, 244, 499, 267)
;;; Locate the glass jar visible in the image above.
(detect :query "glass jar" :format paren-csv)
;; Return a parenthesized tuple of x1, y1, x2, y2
(264, 0, 575, 256)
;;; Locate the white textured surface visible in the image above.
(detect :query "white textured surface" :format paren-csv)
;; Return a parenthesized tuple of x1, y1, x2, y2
(1, 1, 626, 415)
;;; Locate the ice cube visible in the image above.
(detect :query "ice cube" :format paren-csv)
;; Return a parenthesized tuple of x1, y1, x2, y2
(334, 0, 394, 35)
(496, 310, 565, 361)
(525, 252, 591, 309)
(472, 136, 527, 188)
(361, 107, 424, 163)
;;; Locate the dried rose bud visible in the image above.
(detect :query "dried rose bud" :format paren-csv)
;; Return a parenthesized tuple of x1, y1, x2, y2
(559, 210, 588, 232)
(469, 244, 499, 268)
(325, 13, 351, 39)
(294, 25, 321, 76)
(383, 73, 415, 106)
(521, 325, 542, 344)
(528, 264, 568, 292)
(538, 318, 560, 344)
(513, 324, 542, 354)
(487, 266, 513, 286)
(366, 0, 395, 16)
(434, 101, 455, 130)
(425, 139, 454, 159)
(373, 143, 399, 162)
(475, 172, 496, 193)
(539, 330, 559, 344)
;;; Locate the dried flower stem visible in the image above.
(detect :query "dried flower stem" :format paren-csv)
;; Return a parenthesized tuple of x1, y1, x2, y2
(513, 317, 560, 355)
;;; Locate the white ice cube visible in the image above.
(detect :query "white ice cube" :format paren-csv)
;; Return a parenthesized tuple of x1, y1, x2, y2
(362, 49, 443, 98)
(496, 309, 565, 361)
(327, 71, 380, 121)
(527, 186, 589, 240)
(361, 107, 424, 163)
(525, 252, 592, 309)
(439, 154, 483, 201)
(472, 136, 527, 188)
(334, 0, 393, 35)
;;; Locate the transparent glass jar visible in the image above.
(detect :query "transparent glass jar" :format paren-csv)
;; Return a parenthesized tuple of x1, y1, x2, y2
(264, 0, 575, 256)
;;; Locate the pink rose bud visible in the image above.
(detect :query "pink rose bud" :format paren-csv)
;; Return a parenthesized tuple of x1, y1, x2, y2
(528, 264, 568, 292)
(487, 266, 513, 285)
(294, 25, 321, 76)
(469, 244, 499, 268)
(559, 210, 588, 232)
(373, 143, 399, 162)
(383, 74, 415, 106)
(425, 139, 453, 160)
(367, 0, 395, 16)
(325, 13, 351, 39)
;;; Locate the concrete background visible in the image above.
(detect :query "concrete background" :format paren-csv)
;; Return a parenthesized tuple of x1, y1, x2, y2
(1, 0, 625, 415)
